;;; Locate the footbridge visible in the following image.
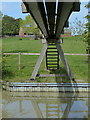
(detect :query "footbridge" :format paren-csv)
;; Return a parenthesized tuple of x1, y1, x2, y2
(22, 0, 80, 80)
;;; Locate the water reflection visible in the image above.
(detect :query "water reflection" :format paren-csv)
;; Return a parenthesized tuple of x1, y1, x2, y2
(2, 91, 89, 119)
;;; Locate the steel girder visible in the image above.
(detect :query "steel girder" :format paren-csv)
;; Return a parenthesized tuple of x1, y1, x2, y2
(22, 0, 80, 39)
(22, 0, 49, 38)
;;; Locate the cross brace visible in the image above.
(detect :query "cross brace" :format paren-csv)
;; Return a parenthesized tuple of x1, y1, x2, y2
(30, 43, 48, 80)
(55, 42, 74, 80)
(30, 42, 74, 81)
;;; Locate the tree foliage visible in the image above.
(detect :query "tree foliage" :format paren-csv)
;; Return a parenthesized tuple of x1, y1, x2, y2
(84, 2, 90, 45)
(70, 18, 85, 36)
(0, 11, 3, 36)
(2, 14, 40, 36)
(2, 15, 20, 36)
(0, 11, 3, 20)
(20, 15, 40, 35)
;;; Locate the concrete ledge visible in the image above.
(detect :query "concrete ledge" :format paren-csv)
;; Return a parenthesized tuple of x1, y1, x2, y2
(1, 82, 90, 92)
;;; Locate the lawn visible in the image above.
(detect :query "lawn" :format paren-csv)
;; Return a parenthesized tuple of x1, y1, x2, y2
(1, 36, 88, 83)
(2, 37, 43, 53)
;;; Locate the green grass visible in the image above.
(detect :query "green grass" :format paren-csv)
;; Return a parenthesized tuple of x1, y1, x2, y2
(66, 55, 88, 81)
(2, 37, 43, 53)
(62, 36, 87, 54)
(1, 36, 88, 83)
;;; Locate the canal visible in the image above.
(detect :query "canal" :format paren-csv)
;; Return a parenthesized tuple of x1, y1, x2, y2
(1, 90, 90, 119)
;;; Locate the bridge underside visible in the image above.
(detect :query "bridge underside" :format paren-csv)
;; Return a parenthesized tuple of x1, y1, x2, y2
(22, 0, 80, 80)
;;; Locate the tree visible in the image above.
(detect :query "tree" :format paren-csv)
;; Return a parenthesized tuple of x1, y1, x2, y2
(70, 18, 85, 36)
(84, 2, 90, 45)
(0, 11, 3, 36)
(0, 11, 3, 20)
(84, 2, 90, 84)
(20, 15, 40, 35)
(2, 15, 20, 36)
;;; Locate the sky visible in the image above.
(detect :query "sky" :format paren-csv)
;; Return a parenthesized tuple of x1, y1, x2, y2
(69, 2, 88, 24)
(1, 2, 29, 20)
(0, 1, 89, 25)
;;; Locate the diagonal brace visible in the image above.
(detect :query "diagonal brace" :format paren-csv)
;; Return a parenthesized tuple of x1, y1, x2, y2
(56, 42, 74, 80)
(32, 101, 43, 118)
(30, 43, 48, 80)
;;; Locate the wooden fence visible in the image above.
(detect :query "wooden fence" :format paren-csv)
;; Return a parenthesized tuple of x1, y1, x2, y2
(2, 52, 89, 70)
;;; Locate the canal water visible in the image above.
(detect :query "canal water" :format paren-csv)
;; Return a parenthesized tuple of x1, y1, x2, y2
(1, 90, 90, 119)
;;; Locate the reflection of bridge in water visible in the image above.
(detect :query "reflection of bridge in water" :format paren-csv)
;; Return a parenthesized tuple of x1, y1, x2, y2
(2, 91, 89, 118)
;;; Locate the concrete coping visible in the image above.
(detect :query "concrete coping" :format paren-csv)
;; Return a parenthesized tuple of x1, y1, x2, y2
(2, 82, 90, 87)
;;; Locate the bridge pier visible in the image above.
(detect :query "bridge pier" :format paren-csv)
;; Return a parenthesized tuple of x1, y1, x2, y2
(22, 1, 80, 81)
(30, 40, 74, 81)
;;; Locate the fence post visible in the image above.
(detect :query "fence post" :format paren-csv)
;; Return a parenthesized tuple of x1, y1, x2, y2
(18, 52, 21, 70)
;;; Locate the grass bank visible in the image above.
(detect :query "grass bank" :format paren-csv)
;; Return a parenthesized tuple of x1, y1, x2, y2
(1, 36, 88, 83)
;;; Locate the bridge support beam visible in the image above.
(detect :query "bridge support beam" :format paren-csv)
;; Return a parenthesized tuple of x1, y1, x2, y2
(56, 42, 74, 80)
(30, 41, 74, 81)
(30, 43, 48, 80)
